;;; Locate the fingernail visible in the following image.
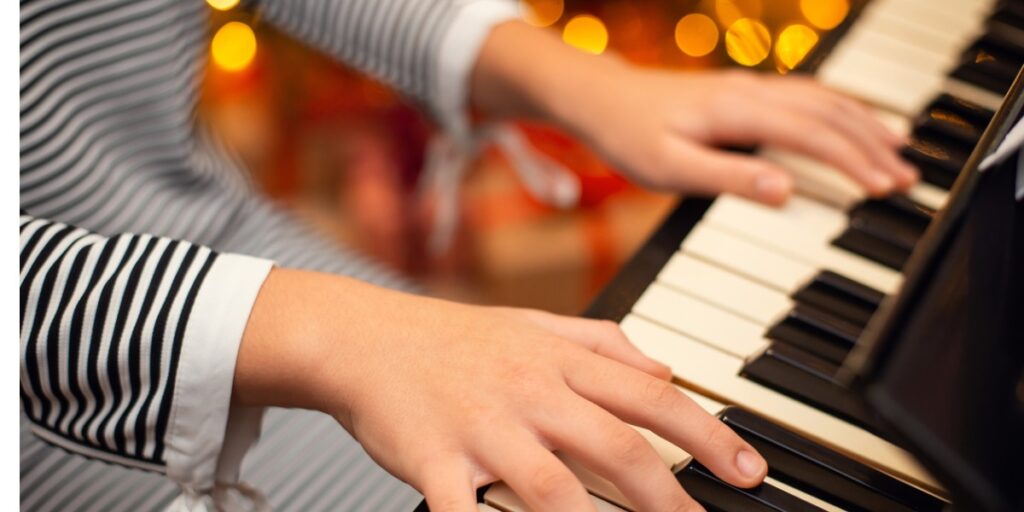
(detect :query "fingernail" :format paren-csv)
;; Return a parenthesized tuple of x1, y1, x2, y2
(736, 449, 766, 479)
(755, 174, 789, 201)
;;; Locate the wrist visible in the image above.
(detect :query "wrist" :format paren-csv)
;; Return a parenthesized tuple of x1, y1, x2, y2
(470, 20, 632, 135)
(233, 268, 356, 418)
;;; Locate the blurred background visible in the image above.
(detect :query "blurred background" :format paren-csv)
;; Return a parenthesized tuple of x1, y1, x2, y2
(200, 0, 850, 314)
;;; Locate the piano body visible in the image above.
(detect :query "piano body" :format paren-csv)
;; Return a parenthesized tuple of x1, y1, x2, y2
(420, 0, 1024, 510)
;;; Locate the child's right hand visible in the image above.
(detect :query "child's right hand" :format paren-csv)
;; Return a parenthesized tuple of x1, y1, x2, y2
(233, 268, 768, 511)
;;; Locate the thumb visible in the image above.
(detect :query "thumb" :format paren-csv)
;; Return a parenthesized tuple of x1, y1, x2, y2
(659, 141, 795, 206)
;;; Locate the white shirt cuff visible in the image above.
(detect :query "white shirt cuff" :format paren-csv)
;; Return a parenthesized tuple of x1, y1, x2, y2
(163, 253, 274, 491)
(434, 0, 520, 147)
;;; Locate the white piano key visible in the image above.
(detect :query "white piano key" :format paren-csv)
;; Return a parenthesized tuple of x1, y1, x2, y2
(703, 196, 902, 294)
(855, 8, 978, 59)
(484, 482, 627, 512)
(829, 29, 1005, 112)
(942, 78, 1007, 113)
(681, 224, 820, 294)
(819, 45, 944, 115)
(478, 504, 502, 512)
(659, 252, 793, 325)
(764, 476, 848, 512)
(633, 282, 768, 358)
(761, 147, 949, 211)
(865, 0, 989, 37)
(908, 182, 949, 211)
(842, 24, 962, 76)
(619, 314, 942, 493)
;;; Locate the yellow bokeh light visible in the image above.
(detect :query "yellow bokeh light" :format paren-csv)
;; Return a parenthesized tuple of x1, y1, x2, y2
(211, 21, 257, 72)
(675, 14, 719, 57)
(800, 0, 849, 30)
(714, 0, 763, 27)
(725, 18, 771, 66)
(519, 0, 564, 27)
(775, 24, 819, 70)
(562, 15, 608, 55)
(206, 0, 240, 11)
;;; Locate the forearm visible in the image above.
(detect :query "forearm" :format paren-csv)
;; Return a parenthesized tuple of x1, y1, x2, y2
(469, 20, 631, 136)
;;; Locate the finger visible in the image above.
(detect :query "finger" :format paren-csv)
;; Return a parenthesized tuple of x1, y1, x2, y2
(765, 84, 917, 189)
(763, 81, 918, 189)
(420, 461, 482, 512)
(658, 140, 795, 205)
(518, 310, 671, 380)
(536, 391, 703, 512)
(563, 355, 768, 488)
(771, 75, 905, 148)
(473, 428, 598, 512)
(710, 99, 897, 196)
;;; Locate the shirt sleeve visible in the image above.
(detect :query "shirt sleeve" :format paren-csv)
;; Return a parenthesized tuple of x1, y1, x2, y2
(255, 0, 519, 142)
(19, 213, 274, 493)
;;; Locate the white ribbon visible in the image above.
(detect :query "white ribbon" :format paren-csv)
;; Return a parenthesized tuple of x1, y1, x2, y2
(979, 116, 1024, 201)
(419, 124, 581, 255)
(166, 482, 270, 512)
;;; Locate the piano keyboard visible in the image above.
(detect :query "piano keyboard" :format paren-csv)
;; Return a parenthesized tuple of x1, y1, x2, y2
(441, 0, 1024, 511)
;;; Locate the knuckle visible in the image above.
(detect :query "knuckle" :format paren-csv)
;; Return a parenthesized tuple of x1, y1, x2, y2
(528, 465, 576, 502)
(701, 419, 737, 451)
(608, 427, 652, 468)
(642, 379, 679, 412)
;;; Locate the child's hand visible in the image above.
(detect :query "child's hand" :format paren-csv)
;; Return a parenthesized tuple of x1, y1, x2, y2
(472, 21, 917, 206)
(234, 268, 768, 511)
(563, 68, 918, 205)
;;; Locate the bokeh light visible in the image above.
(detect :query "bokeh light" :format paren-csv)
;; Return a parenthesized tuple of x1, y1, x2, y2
(713, 0, 763, 27)
(800, 0, 849, 30)
(206, 0, 240, 11)
(519, 0, 564, 27)
(775, 24, 819, 70)
(725, 18, 771, 66)
(211, 21, 257, 72)
(675, 14, 719, 57)
(562, 15, 609, 55)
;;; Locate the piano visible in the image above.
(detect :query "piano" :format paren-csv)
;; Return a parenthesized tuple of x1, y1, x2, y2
(418, 0, 1024, 510)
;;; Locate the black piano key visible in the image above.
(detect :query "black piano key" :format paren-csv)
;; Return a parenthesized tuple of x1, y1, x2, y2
(741, 342, 884, 434)
(951, 37, 1022, 94)
(791, 271, 881, 327)
(677, 461, 825, 512)
(807, 270, 885, 308)
(900, 134, 971, 189)
(988, 1, 1024, 29)
(846, 197, 932, 252)
(786, 304, 862, 347)
(914, 108, 983, 147)
(902, 132, 972, 175)
(832, 226, 911, 270)
(926, 93, 995, 127)
(719, 407, 946, 512)
(765, 314, 853, 365)
(914, 95, 992, 147)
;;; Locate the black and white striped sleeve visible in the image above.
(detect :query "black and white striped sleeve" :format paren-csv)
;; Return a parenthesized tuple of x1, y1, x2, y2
(19, 213, 273, 491)
(255, 0, 518, 141)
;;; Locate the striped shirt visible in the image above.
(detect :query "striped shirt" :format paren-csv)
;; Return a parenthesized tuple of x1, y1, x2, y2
(20, 0, 517, 509)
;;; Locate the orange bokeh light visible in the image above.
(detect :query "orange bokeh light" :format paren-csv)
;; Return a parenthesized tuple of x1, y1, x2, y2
(563, 15, 609, 55)
(675, 14, 720, 57)
(725, 18, 771, 66)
